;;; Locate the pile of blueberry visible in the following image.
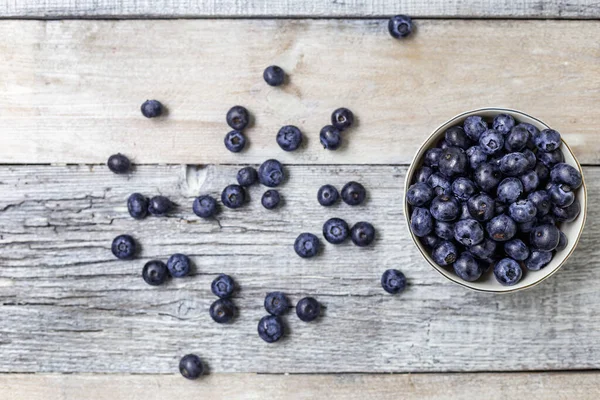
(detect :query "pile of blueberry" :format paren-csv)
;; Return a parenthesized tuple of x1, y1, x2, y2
(407, 113, 582, 286)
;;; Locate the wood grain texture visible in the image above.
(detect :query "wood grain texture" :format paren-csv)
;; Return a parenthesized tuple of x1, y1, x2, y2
(1, 0, 599, 18)
(1, 19, 599, 165)
(0, 164, 598, 373)
(2, 372, 600, 400)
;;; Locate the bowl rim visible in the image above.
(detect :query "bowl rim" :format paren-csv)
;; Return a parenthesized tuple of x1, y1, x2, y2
(404, 107, 588, 293)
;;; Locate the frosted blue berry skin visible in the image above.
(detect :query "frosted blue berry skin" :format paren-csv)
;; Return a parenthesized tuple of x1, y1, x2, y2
(525, 250, 553, 271)
(381, 269, 407, 294)
(277, 125, 303, 151)
(492, 114, 515, 135)
(432, 241, 458, 266)
(463, 115, 487, 141)
(179, 354, 204, 380)
(453, 252, 483, 282)
(141, 100, 163, 118)
(388, 15, 413, 39)
(167, 253, 191, 278)
(550, 163, 582, 189)
(494, 258, 523, 286)
(263, 65, 285, 86)
(534, 129, 562, 152)
(224, 130, 246, 153)
(410, 207, 433, 237)
(264, 292, 290, 316)
(258, 315, 284, 343)
(479, 129, 505, 155)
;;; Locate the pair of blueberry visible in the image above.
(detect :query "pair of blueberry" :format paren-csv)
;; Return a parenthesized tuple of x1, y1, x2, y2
(258, 295, 321, 343)
(142, 253, 192, 286)
(127, 193, 174, 218)
(317, 181, 366, 206)
(225, 106, 251, 153)
(209, 274, 237, 324)
(320, 108, 355, 150)
(322, 218, 376, 247)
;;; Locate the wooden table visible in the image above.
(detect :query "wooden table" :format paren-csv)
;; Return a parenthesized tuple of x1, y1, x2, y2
(1, 1, 599, 399)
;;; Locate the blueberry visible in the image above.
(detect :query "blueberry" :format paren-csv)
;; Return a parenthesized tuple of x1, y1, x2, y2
(424, 148, 443, 167)
(388, 15, 413, 39)
(294, 233, 320, 258)
(473, 163, 502, 192)
(211, 274, 235, 298)
(111, 234, 136, 260)
(479, 129, 505, 155)
(453, 252, 483, 282)
(505, 125, 530, 152)
(142, 260, 168, 286)
(193, 195, 218, 218)
(381, 269, 407, 294)
(525, 250, 553, 271)
(107, 153, 131, 174)
(224, 130, 246, 153)
(539, 214, 557, 225)
(500, 152, 529, 176)
(427, 172, 452, 196)
(508, 199, 537, 223)
(179, 354, 204, 380)
(550, 163, 582, 189)
(438, 147, 467, 177)
(494, 258, 522, 286)
(528, 190, 551, 217)
(486, 214, 517, 242)
(148, 195, 173, 216)
(263, 65, 285, 86)
(264, 292, 290, 316)
(237, 166, 258, 187)
(453, 218, 484, 246)
(552, 199, 580, 222)
(445, 126, 472, 149)
(127, 193, 148, 219)
(463, 115, 488, 141)
(522, 148, 537, 170)
(556, 231, 568, 252)
(466, 145, 488, 169)
(495, 200, 507, 216)
(492, 114, 515, 135)
(226, 106, 249, 130)
(414, 166, 433, 183)
(530, 224, 560, 251)
(459, 201, 471, 220)
(467, 193, 495, 222)
(469, 238, 497, 261)
(519, 170, 540, 193)
(323, 218, 349, 244)
(534, 129, 561, 152)
(497, 178, 523, 204)
(504, 239, 530, 261)
(141, 100, 163, 118)
(210, 299, 235, 323)
(537, 148, 564, 168)
(221, 185, 245, 209)
(351, 221, 375, 247)
(317, 184, 339, 206)
(421, 234, 441, 248)
(410, 207, 433, 237)
(275, 125, 303, 152)
(296, 297, 321, 322)
(515, 122, 539, 137)
(258, 159, 285, 187)
(167, 253, 191, 278)
(341, 181, 366, 206)
(261, 190, 281, 210)
(407, 182, 434, 206)
(534, 162, 550, 182)
(430, 195, 460, 222)
(434, 221, 455, 241)
(547, 183, 575, 207)
(432, 241, 458, 266)
(518, 219, 537, 233)
(258, 315, 284, 343)
(331, 108, 354, 131)
(320, 125, 342, 150)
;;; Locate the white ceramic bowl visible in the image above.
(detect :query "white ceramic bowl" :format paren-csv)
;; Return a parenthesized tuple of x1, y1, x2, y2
(404, 108, 587, 293)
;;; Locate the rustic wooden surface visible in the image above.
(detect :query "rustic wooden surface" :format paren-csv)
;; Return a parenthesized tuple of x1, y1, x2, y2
(0, 164, 598, 373)
(1, 0, 600, 18)
(3, 372, 600, 400)
(1, 20, 599, 164)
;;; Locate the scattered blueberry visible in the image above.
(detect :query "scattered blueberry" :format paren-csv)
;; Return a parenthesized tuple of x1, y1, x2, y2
(107, 153, 131, 174)
(211, 274, 235, 298)
(142, 260, 168, 286)
(463, 115, 488, 141)
(263, 65, 285, 86)
(331, 108, 354, 131)
(550, 163, 582, 189)
(226, 106, 249, 131)
(424, 148, 443, 167)
(210, 299, 235, 323)
(556, 231, 568, 252)
(323, 218, 349, 244)
(427, 172, 452, 196)
(127, 193, 148, 219)
(467, 193, 495, 222)
(430, 195, 460, 222)
(261, 190, 281, 210)
(534, 129, 561, 152)
(445, 126, 472, 149)
(508, 199, 537, 223)
(492, 114, 515, 135)
(504, 239, 530, 261)
(141, 100, 163, 118)
(317, 184, 339, 206)
(505, 125, 530, 152)
(453, 218, 484, 246)
(453, 252, 483, 282)
(167, 253, 191, 278)
(530, 224, 560, 251)
(258, 315, 284, 343)
(111, 234, 136, 260)
(193, 195, 218, 218)
(497, 178, 523, 204)
(381, 269, 406, 294)
(224, 130, 247, 153)
(432, 240, 458, 266)
(486, 214, 517, 242)
(221, 185, 246, 209)
(434, 221, 455, 241)
(277, 125, 303, 151)
(519, 170, 540, 193)
(294, 233, 320, 258)
(407, 182, 434, 206)
(494, 258, 522, 286)
(466, 145, 488, 169)
(258, 159, 285, 187)
(237, 166, 258, 187)
(547, 183, 575, 207)
(351, 222, 375, 247)
(296, 297, 321, 322)
(438, 147, 467, 177)
(479, 129, 505, 155)
(148, 195, 173, 216)
(525, 250, 553, 271)
(552, 199, 580, 222)
(410, 207, 433, 237)
(388, 15, 413, 39)
(264, 292, 289, 316)
(341, 181, 366, 206)
(179, 354, 204, 380)
(320, 125, 342, 150)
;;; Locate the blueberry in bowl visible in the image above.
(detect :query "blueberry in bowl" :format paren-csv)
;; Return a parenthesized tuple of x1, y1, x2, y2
(404, 108, 586, 292)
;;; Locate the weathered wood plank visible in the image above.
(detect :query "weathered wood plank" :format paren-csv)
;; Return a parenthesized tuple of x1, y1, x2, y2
(1, 20, 599, 165)
(1, 0, 599, 18)
(0, 164, 598, 373)
(2, 372, 600, 400)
